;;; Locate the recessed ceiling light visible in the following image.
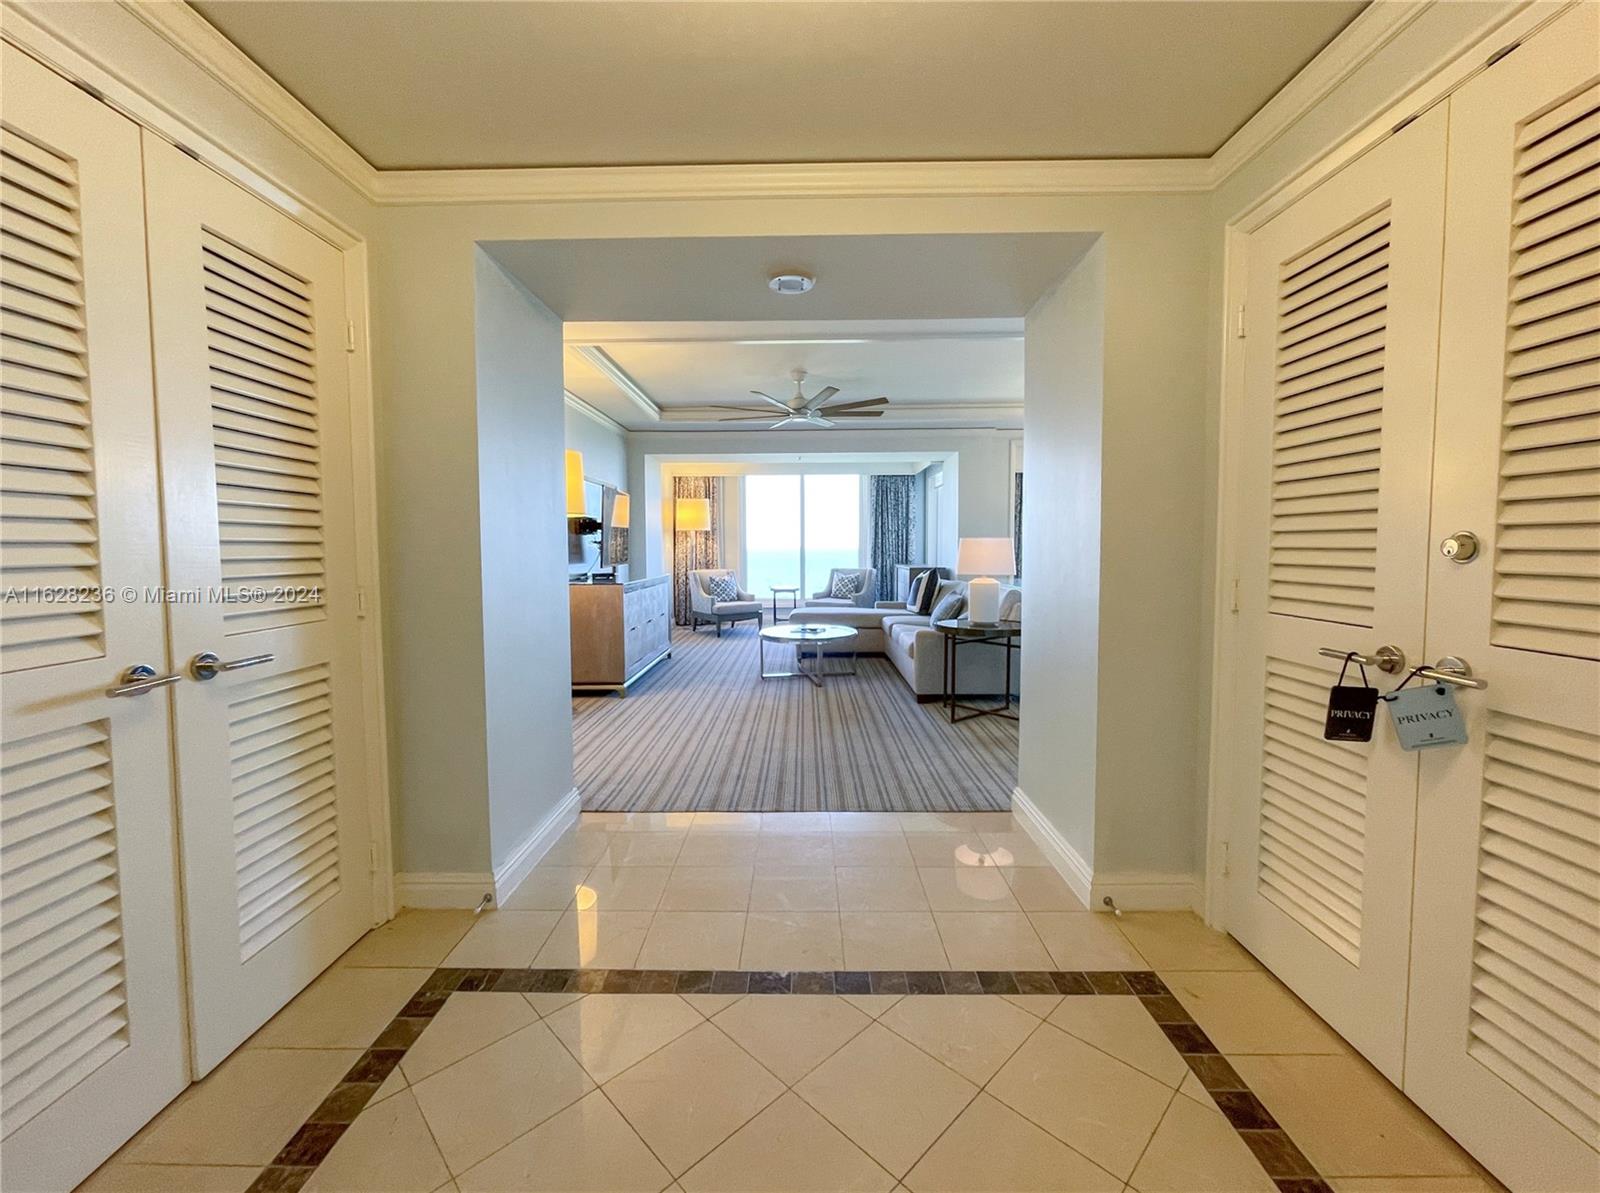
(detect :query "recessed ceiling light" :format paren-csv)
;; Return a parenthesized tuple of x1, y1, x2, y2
(768, 273, 815, 295)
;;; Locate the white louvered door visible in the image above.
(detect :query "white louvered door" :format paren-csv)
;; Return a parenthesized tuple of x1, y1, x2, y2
(1227, 107, 1448, 1080)
(142, 135, 373, 1073)
(0, 47, 189, 1192)
(1406, 7, 1600, 1189)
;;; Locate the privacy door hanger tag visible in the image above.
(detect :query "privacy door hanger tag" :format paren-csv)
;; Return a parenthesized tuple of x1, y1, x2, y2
(1324, 653, 1378, 743)
(1383, 682, 1468, 751)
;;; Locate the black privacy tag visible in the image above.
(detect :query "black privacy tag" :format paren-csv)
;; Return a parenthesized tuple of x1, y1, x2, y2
(1325, 683, 1379, 742)
(1382, 684, 1468, 751)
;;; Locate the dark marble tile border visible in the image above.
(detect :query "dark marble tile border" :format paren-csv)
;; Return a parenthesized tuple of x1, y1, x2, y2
(247, 967, 1332, 1193)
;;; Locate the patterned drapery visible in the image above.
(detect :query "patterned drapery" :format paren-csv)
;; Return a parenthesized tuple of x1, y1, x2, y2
(868, 474, 921, 602)
(672, 475, 723, 625)
(1012, 472, 1023, 580)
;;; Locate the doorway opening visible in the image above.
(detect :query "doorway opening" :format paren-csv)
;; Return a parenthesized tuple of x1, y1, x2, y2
(476, 232, 1099, 814)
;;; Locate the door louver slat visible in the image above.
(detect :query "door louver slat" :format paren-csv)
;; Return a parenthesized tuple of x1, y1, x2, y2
(229, 663, 340, 962)
(1496, 90, 1600, 661)
(1468, 712, 1600, 1143)
(1258, 657, 1367, 965)
(0, 720, 128, 1136)
(0, 131, 104, 673)
(203, 231, 326, 636)
(1270, 206, 1391, 627)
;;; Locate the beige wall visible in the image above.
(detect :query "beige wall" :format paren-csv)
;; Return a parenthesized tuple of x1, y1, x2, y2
(371, 193, 1213, 884)
(475, 254, 575, 873)
(1020, 243, 1105, 867)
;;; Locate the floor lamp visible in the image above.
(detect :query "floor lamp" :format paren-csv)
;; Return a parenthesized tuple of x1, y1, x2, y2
(675, 494, 711, 578)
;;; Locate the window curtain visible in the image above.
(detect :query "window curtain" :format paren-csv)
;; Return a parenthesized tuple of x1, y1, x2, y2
(1012, 472, 1023, 580)
(868, 474, 921, 602)
(672, 475, 723, 625)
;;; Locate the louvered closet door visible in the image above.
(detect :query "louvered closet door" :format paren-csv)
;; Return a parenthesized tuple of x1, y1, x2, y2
(141, 135, 373, 1074)
(0, 47, 188, 1193)
(1226, 107, 1447, 1080)
(1406, 8, 1600, 1189)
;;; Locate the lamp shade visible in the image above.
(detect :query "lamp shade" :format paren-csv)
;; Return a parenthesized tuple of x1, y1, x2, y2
(675, 497, 711, 533)
(564, 450, 586, 517)
(956, 536, 1016, 577)
(610, 491, 630, 525)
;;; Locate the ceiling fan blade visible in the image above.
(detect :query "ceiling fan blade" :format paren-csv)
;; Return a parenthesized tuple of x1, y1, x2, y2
(828, 410, 884, 417)
(807, 415, 835, 428)
(716, 413, 785, 421)
(750, 390, 793, 412)
(821, 397, 889, 413)
(803, 384, 839, 411)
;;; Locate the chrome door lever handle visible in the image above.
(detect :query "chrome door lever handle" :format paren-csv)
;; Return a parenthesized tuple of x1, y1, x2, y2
(190, 651, 275, 680)
(1417, 657, 1488, 690)
(1317, 644, 1406, 675)
(107, 664, 182, 698)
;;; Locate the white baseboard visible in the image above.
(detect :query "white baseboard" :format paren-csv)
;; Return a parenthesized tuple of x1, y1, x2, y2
(395, 872, 495, 909)
(1091, 872, 1202, 913)
(1010, 786, 1094, 909)
(493, 787, 581, 907)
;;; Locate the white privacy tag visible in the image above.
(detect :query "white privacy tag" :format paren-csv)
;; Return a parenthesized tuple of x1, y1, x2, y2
(1382, 684, 1468, 751)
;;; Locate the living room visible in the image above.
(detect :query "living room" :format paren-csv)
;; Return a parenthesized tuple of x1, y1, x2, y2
(556, 237, 1041, 815)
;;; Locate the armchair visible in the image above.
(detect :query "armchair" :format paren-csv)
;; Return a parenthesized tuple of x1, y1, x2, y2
(689, 569, 763, 636)
(805, 567, 878, 609)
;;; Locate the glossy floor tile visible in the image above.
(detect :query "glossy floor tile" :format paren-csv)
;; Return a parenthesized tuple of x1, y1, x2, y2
(86, 814, 1493, 1193)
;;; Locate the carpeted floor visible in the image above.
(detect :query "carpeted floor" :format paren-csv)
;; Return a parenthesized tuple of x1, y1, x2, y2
(573, 625, 1017, 812)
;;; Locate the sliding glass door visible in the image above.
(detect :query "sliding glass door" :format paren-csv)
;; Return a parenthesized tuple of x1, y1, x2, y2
(744, 474, 861, 597)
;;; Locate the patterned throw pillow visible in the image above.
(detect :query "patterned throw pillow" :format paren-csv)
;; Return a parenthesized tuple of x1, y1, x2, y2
(910, 571, 941, 615)
(706, 574, 740, 602)
(930, 590, 967, 623)
(829, 571, 865, 599)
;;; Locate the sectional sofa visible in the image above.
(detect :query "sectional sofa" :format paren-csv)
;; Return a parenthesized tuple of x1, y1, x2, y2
(788, 580, 1021, 701)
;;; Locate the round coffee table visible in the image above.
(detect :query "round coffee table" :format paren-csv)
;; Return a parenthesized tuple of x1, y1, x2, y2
(759, 623, 858, 687)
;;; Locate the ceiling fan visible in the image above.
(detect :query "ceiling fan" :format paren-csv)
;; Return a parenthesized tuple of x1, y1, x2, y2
(707, 368, 889, 429)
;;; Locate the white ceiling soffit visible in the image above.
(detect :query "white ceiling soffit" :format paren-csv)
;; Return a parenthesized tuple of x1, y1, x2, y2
(95, 1, 1435, 203)
(188, 0, 1365, 170)
(484, 234, 1095, 322)
(562, 332, 1024, 433)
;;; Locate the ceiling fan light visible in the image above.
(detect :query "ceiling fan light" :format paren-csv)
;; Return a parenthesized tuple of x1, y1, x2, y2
(768, 273, 815, 295)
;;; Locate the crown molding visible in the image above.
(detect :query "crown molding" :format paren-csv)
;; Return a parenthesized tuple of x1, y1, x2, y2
(657, 401, 1023, 425)
(368, 158, 1212, 205)
(117, 0, 378, 196)
(563, 390, 629, 436)
(1204, 0, 1434, 186)
(562, 319, 1024, 347)
(33, 0, 1476, 208)
(569, 346, 662, 421)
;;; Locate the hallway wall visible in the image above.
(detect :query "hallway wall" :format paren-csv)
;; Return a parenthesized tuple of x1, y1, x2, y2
(371, 193, 1212, 890)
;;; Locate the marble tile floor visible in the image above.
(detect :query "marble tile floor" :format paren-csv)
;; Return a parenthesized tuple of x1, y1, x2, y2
(77, 813, 1502, 1193)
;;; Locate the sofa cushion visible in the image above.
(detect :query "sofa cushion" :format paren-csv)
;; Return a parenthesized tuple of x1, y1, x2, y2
(889, 622, 923, 656)
(998, 587, 1022, 622)
(881, 614, 931, 630)
(792, 608, 890, 629)
(803, 596, 855, 608)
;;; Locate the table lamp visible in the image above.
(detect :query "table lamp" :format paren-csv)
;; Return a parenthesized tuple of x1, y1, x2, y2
(956, 537, 1016, 625)
(564, 450, 586, 517)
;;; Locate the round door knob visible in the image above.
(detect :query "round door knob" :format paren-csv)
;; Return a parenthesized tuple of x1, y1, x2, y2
(1440, 531, 1480, 563)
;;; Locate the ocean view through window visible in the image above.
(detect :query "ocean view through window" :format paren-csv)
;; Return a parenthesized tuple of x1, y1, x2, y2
(744, 474, 861, 597)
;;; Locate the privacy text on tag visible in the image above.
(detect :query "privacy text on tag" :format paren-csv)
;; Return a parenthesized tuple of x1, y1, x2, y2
(1325, 684, 1379, 742)
(1382, 684, 1468, 751)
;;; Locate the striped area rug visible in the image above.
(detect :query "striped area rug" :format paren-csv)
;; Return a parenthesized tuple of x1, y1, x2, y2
(573, 626, 1016, 812)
